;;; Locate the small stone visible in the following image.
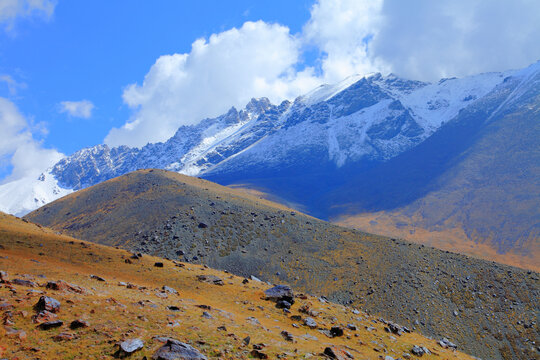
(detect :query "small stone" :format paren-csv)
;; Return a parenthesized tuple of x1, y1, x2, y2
(154, 262, 164, 268)
(243, 336, 251, 345)
(90, 274, 106, 282)
(115, 338, 144, 358)
(330, 326, 344, 337)
(303, 317, 317, 329)
(323, 346, 354, 359)
(53, 332, 76, 341)
(280, 330, 294, 342)
(162, 286, 178, 294)
(32, 310, 57, 323)
(250, 349, 268, 359)
(152, 339, 207, 360)
(276, 300, 292, 309)
(38, 320, 64, 330)
(12, 279, 37, 287)
(201, 311, 212, 319)
(69, 319, 89, 329)
(34, 296, 60, 313)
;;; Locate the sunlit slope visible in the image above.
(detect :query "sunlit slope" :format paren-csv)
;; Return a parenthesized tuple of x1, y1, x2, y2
(0, 212, 475, 360)
(25, 169, 540, 360)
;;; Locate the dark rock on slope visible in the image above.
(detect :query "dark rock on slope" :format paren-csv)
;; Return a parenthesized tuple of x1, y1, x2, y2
(25, 169, 539, 360)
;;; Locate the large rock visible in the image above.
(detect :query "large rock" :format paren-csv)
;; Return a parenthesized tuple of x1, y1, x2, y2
(323, 346, 355, 359)
(264, 285, 294, 304)
(115, 338, 144, 358)
(152, 339, 207, 360)
(34, 296, 61, 313)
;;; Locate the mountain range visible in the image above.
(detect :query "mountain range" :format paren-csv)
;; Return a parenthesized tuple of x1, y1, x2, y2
(1, 61, 539, 269)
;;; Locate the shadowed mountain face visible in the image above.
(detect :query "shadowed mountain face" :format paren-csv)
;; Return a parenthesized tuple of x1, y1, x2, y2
(204, 67, 540, 271)
(25, 169, 539, 360)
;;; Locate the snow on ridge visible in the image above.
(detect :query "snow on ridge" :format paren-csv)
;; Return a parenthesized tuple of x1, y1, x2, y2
(0, 170, 72, 217)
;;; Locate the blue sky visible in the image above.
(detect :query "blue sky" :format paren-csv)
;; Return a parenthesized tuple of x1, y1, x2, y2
(1, 0, 539, 183)
(0, 1, 313, 156)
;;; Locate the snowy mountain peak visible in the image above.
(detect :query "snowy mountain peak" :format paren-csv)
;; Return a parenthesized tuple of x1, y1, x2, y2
(2, 61, 539, 216)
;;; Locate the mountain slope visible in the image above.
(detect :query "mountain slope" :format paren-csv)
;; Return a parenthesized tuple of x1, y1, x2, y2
(25, 169, 540, 360)
(1, 62, 539, 271)
(2, 212, 474, 360)
(330, 63, 540, 271)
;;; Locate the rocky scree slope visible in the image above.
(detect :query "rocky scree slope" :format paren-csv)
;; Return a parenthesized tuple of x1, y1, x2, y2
(24, 169, 540, 360)
(0, 211, 473, 359)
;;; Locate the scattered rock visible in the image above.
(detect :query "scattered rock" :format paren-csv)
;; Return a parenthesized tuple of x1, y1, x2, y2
(152, 338, 207, 360)
(197, 222, 208, 229)
(250, 349, 268, 359)
(243, 336, 251, 346)
(38, 320, 64, 330)
(115, 338, 144, 358)
(323, 346, 354, 359)
(32, 310, 57, 323)
(0, 271, 7, 282)
(12, 278, 37, 287)
(53, 332, 76, 341)
(276, 300, 292, 309)
(201, 311, 212, 319)
(303, 317, 317, 329)
(4, 326, 27, 340)
(330, 326, 344, 337)
(162, 286, 178, 294)
(411, 345, 430, 356)
(46, 280, 85, 293)
(196, 275, 224, 286)
(438, 338, 457, 349)
(90, 274, 106, 282)
(154, 262, 164, 268)
(34, 296, 60, 313)
(69, 319, 89, 329)
(280, 330, 294, 342)
(264, 285, 294, 304)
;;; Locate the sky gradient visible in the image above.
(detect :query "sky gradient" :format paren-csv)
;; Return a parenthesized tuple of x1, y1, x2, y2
(1, 0, 540, 183)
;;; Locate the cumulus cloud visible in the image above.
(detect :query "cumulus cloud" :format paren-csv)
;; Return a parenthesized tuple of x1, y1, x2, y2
(59, 100, 95, 119)
(0, 97, 63, 183)
(303, 0, 385, 83)
(0, 0, 56, 30)
(106, 0, 540, 148)
(370, 0, 540, 81)
(106, 21, 320, 147)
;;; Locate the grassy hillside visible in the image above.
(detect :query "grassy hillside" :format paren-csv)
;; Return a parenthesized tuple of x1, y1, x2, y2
(0, 212, 474, 359)
(24, 169, 540, 360)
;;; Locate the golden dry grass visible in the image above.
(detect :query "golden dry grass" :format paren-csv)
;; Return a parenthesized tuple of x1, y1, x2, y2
(0, 212, 473, 359)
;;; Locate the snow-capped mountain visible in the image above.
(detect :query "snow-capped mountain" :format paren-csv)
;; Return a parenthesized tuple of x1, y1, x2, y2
(1, 61, 538, 216)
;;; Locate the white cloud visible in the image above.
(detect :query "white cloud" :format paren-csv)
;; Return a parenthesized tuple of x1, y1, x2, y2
(59, 100, 94, 119)
(303, 0, 385, 83)
(0, 74, 27, 95)
(106, 21, 320, 147)
(370, 0, 540, 81)
(106, 0, 540, 148)
(0, 97, 63, 183)
(0, 0, 56, 30)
